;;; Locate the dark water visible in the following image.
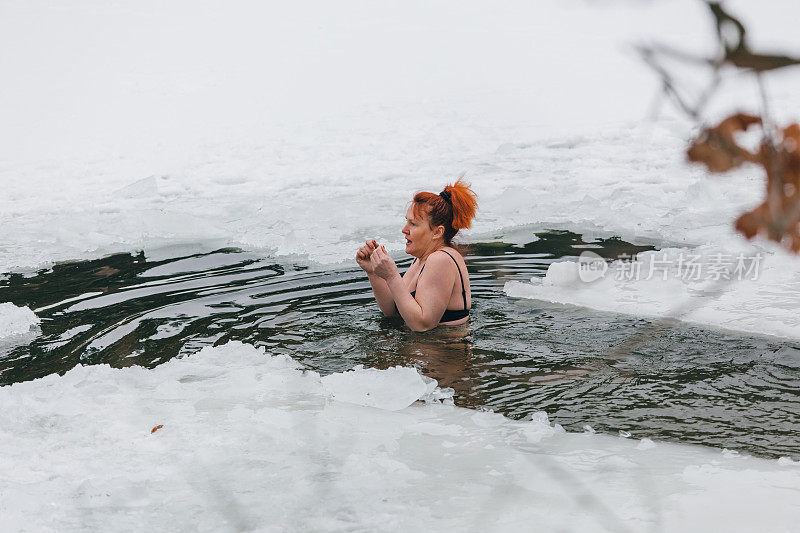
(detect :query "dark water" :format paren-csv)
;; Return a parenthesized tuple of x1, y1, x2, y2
(2, 230, 799, 459)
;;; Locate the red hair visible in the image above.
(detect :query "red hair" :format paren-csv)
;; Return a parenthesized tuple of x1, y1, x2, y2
(411, 176, 478, 245)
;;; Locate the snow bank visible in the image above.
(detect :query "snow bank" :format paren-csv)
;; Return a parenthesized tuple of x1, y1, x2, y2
(0, 302, 39, 339)
(0, 341, 797, 531)
(505, 243, 800, 341)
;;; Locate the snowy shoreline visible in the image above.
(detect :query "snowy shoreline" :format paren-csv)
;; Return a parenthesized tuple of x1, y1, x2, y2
(0, 341, 798, 532)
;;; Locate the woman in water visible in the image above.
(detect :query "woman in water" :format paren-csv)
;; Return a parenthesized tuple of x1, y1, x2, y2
(356, 178, 477, 332)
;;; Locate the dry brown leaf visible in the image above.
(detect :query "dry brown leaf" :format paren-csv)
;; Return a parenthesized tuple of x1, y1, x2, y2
(734, 205, 765, 239)
(687, 113, 762, 172)
(690, 114, 800, 253)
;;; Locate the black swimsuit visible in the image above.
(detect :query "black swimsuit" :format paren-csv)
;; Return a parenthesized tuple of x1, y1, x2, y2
(409, 250, 469, 323)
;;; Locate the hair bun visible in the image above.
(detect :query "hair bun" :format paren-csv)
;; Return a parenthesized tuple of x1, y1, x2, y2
(446, 176, 478, 230)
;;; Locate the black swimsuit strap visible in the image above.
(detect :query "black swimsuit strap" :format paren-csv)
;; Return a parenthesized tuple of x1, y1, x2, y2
(414, 250, 467, 310)
(440, 250, 468, 310)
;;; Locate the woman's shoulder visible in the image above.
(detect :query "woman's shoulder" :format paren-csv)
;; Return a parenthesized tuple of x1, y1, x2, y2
(428, 247, 464, 268)
(438, 247, 464, 260)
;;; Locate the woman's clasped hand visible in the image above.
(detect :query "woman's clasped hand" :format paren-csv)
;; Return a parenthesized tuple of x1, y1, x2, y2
(356, 240, 400, 281)
(369, 245, 401, 281)
(355, 239, 378, 273)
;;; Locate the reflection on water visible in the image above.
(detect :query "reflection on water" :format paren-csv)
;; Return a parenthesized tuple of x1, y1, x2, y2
(1, 230, 799, 459)
(387, 325, 478, 407)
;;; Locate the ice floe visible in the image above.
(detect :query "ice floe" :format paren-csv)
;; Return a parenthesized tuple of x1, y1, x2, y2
(0, 302, 39, 340)
(505, 242, 800, 341)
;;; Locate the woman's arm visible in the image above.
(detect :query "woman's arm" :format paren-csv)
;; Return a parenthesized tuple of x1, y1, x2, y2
(367, 272, 398, 317)
(372, 248, 454, 332)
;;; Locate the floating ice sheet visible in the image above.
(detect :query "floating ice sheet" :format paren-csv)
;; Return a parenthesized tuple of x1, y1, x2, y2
(321, 365, 439, 411)
(505, 243, 800, 341)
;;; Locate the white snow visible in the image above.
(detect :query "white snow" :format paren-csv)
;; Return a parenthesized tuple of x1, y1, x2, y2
(0, 302, 40, 339)
(2, 0, 800, 526)
(0, 341, 797, 532)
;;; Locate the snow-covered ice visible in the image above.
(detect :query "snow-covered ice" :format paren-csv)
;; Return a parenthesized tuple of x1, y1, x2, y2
(3, 0, 800, 342)
(2, 0, 799, 273)
(321, 365, 443, 411)
(0, 303, 39, 339)
(505, 243, 800, 341)
(0, 341, 797, 532)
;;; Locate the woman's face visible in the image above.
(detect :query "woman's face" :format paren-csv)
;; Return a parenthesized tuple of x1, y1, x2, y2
(403, 205, 440, 257)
